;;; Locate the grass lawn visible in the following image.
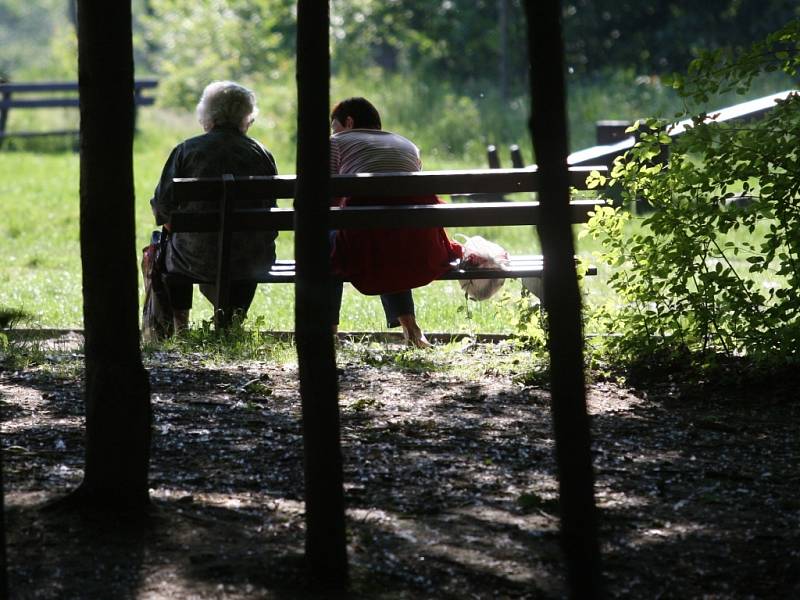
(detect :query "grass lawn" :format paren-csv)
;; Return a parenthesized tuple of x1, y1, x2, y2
(0, 109, 611, 335)
(0, 108, 777, 336)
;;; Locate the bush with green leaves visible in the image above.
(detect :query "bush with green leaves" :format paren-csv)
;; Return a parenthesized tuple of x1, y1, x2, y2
(141, 0, 296, 108)
(584, 20, 800, 367)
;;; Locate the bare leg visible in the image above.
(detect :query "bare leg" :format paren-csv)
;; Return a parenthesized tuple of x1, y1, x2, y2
(397, 314, 431, 348)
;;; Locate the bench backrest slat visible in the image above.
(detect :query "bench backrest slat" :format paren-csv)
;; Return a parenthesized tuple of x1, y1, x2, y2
(172, 166, 604, 204)
(0, 80, 157, 115)
(0, 79, 158, 94)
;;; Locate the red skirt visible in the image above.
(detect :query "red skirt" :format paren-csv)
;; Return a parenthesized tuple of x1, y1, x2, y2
(331, 194, 463, 295)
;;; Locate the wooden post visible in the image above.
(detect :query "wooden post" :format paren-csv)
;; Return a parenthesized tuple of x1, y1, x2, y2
(0, 441, 6, 598)
(0, 87, 10, 149)
(498, 0, 509, 100)
(595, 120, 632, 145)
(133, 83, 141, 132)
(510, 144, 524, 168)
(524, 1, 603, 597)
(487, 144, 501, 169)
(295, 0, 348, 589)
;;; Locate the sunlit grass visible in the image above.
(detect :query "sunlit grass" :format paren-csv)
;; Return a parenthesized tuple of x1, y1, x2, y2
(1, 152, 81, 325)
(144, 314, 297, 366)
(0, 107, 610, 334)
(2, 100, 780, 336)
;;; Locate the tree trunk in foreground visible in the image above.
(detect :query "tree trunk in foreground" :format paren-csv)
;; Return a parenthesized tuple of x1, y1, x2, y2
(295, 0, 349, 589)
(74, 0, 151, 509)
(0, 443, 7, 598)
(524, 1, 603, 597)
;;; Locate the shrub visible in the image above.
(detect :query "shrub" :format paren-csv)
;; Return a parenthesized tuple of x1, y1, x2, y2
(584, 20, 800, 367)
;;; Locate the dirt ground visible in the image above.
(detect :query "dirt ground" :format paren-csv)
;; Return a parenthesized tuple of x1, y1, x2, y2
(1, 335, 799, 599)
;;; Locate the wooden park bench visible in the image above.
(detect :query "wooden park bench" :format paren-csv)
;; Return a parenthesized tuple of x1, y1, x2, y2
(0, 79, 158, 144)
(167, 166, 605, 324)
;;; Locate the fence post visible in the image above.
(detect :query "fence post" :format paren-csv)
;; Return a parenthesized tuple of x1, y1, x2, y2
(510, 144, 524, 168)
(595, 120, 631, 145)
(487, 144, 501, 169)
(0, 87, 10, 149)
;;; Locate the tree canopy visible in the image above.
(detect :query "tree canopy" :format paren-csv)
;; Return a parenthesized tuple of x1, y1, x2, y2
(562, 0, 800, 75)
(5, 1, 799, 96)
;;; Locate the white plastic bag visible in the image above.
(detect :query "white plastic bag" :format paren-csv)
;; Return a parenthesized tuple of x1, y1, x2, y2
(455, 234, 510, 301)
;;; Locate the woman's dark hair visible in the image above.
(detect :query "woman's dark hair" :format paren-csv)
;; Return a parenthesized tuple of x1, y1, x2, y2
(330, 97, 382, 130)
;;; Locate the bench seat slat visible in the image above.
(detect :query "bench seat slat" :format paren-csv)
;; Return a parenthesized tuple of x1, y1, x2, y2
(161, 257, 596, 285)
(0, 98, 80, 109)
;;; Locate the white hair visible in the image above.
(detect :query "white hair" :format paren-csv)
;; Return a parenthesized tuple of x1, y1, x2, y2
(196, 81, 258, 133)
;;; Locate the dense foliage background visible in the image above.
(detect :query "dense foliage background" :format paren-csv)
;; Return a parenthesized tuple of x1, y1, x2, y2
(3, 0, 799, 154)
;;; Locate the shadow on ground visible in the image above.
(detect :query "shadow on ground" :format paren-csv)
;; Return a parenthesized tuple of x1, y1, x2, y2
(2, 344, 799, 598)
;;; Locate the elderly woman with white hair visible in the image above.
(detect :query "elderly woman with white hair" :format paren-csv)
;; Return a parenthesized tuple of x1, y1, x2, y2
(150, 81, 278, 331)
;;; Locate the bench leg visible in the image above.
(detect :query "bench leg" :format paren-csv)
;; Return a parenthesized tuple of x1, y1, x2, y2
(173, 309, 190, 332)
(214, 174, 235, 329)
(213, 287, 233, 329)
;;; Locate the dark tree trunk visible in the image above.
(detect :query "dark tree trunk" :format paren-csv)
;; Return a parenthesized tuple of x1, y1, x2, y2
(73, 1, 152, 510)
(0, 442, 6, 598)
(524, 1, 603, 597)
(67, 0, 77, 32)
(295, 0, 348, 589)
(498, 0, 509, 100)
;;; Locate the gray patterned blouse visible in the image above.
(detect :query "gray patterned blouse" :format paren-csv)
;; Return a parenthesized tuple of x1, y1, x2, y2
(150, 126, 278, 282)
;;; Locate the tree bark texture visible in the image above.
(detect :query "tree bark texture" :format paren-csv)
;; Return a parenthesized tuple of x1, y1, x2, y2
(0, 440, 6, 598)
(76, 1, 151, 508)
(295, 0, 349, 589)
(498, 0, 509, 100)
(524, 1, 604, 597)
